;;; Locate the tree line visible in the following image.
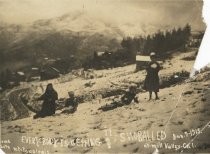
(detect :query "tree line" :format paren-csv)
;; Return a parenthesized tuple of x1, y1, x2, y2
(86, 24, 192, 69)
(121, 24, 191, 60)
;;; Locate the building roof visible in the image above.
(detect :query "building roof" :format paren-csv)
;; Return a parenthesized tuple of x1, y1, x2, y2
(17, 72, 25, 76)
(136, 55, 151, 62)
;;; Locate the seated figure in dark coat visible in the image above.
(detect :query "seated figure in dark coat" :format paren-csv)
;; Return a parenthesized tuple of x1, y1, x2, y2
(98, 85, 138, 111)
(33, 83, 58, 119)
(121, 85, 139, 105)
(61, 91, 78, 114)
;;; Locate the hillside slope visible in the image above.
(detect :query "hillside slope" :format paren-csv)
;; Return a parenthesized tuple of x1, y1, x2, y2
(1, 50, 210, 153)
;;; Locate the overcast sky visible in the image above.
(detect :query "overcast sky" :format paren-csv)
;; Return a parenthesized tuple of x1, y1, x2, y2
(0, 0, 206, 31)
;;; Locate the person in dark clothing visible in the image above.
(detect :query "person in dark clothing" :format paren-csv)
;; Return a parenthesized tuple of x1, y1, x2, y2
(66, 91, 78, 111)
(144, 52, 161, 100)
(61, 91, 78, 114)
(121, 85, 138, 105)
(33, 83, 58, 119)
(98, 85, 138, 111)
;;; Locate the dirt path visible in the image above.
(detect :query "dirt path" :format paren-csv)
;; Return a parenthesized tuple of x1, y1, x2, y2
(7, 88, 32, 120)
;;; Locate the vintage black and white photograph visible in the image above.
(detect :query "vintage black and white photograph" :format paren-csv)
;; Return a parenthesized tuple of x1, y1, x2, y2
(0, 0, 209, 153)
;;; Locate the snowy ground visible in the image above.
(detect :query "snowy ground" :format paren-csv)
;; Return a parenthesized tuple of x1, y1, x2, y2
(1, 49, 210, 153)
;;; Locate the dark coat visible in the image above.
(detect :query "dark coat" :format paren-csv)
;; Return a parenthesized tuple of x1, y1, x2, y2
(144, 61, 160, 92)
(34, 90, 58, 118)
(121, 91, 138, 105)
(65, 97, 78, 109)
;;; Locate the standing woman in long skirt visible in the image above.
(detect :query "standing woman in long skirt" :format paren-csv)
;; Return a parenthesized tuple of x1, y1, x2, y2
(144, 52, 161, 100)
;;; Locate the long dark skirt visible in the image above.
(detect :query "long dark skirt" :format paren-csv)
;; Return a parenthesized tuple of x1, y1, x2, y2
(34, 101, 55, 119)
(144, 75, 159, 92)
